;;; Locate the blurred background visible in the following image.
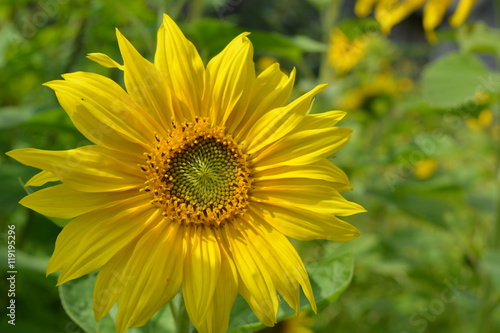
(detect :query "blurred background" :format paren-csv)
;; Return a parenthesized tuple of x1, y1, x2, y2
(0, 0, 499, 332)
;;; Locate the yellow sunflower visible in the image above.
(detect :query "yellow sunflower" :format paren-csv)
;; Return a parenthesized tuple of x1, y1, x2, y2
(7, 14, 364, 333)
(355, 0, 477, 43)
(328, 28, 368, 75)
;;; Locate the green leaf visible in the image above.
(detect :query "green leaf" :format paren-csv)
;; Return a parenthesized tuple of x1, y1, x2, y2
(249, 31, 303, 62)
(421, 52, 500, 108)
(290, 35, 328, 53)
(457, 22, 500, 57)
(46, 216, 71, 228)
(338, 18, 380, 40)
(228, 250, 354, 332)
(371, 187, 452, 229)
(59, 272, 117, 333)
(186, 19, 308, 62)
(483, 250, 500, 292)
(0, 105, 39, 129)
(59, 271, 177, 333)
(392, 193, 451, 229)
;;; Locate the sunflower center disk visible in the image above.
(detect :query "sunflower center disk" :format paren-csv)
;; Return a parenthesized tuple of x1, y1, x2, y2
(142, 118, 251, 227)
(170, 138, 239, 207)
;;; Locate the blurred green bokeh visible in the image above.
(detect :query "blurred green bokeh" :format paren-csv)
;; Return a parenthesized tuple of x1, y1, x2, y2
(1, 0, 499, 332)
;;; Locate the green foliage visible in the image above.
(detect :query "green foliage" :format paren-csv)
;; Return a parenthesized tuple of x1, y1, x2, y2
(422, 52, 499, 108)
(457, 22, 500, 57)
(186, 18, 325, 62)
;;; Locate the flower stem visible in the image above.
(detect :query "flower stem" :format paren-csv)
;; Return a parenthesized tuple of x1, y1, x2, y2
(175, 292, 191, 333)
(318, 0, 344, 83)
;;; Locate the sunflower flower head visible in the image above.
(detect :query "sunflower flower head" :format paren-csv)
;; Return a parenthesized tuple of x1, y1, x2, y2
(355, 0, 478, 43)
(414, 158, 439, 180)
(7, 14, 364, 333)
(466, 109, 494, 132)
(328, 28, 368, 75)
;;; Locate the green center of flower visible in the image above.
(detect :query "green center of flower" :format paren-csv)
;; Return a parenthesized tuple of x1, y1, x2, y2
(141, 118, 251, 227)
(168, 137, 241, 209)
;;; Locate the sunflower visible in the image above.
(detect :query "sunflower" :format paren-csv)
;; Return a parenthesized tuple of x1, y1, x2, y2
(355, 0, 477, 43)
(7, 14, 364, 333)
(328, 28, 367, 75)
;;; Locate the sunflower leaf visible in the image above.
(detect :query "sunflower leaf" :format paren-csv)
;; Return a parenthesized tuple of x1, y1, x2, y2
(45, 216, 71, 228)
(59, 272, 117, 333)
(185, 19, 305, 62)
(59, 272, 177, 333)
(422, 52, 500, 108)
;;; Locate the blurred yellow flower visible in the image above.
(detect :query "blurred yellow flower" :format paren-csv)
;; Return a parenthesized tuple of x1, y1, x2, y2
(328, 28, 367, 74)
(414, 158, 438, 180)
(339, 72, 413, 111)
(355, 0, 477, 43)
(466, 109, 494, 132)
(478, 109, 494, 127)
(257, 56, 277, 72)
(473, 91, 490, 105)
(279, 312, 314, 333)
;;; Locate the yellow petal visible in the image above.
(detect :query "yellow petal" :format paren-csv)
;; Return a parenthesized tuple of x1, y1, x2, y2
(423, 0, 453, 31)
(247, 211, 317, 313)
(44, 72, 156, 152)
(449, 0, 477, 27)
(115, 220, 183, 332)
(425, 30, 439, 45)
(116, 29, 177, 130)
(253, 159, 352, 192)
(24, 170, 59, 187)
(251, 203, 361, 242)
(252, 127, 352, 170)
(294, 110, 347, 132)
(155, 14, 205, 121)
(252, 184, 365, 216)
(6, 146, 143, 192)
(234, 64, 296, 141)
(87, 53, 124, 70)
(423, 0, 453, 43)
(93, 230, 146, 321)
(375, 0, 426, 34)
(243, 84, 327, 154)
(224, 221, 278, 326)
(203, 32, 255, 130)
(47, 195, 156, 284)
(196, 229, 238, 333)
(20, 184, 139, 219)
(236, 216, 299, 313)
(355, 0, 378, 17)
(182, 226, 221, 329)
